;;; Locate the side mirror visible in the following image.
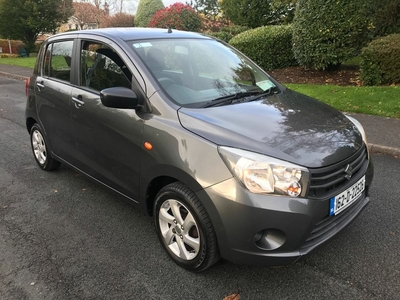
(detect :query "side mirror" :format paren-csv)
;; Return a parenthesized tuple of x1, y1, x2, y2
(100, 87, 141, 109)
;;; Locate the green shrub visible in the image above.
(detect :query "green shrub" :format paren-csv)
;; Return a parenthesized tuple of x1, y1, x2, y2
(207, 31, 233, 43)
(148, 3, 202, 32)
(135, 0, 164, 28)
(292, 0, 374, 70)
(221, 0, 287, 28)
(207, 25, 249, 43)
(360, 34, 400, 85)
(229, 25, 296, 71)
(221, 25, 249, 36)
(373, 0, 400, 37)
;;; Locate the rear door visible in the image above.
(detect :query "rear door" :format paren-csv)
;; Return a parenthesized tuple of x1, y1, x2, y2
(70, 38, 145, 200)
(35, 38, 76, 161)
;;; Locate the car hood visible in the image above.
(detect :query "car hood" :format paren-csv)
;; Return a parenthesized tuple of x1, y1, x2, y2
(178, 89, 363, 168)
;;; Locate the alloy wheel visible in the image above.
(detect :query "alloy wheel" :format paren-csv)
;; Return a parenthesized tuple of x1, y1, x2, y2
(158, 199, 200, 261)
(32, 129, 47, 165)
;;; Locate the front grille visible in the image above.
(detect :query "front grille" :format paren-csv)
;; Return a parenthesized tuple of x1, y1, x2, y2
(301, 192, 368, 250)
(308, 145, 368, 200)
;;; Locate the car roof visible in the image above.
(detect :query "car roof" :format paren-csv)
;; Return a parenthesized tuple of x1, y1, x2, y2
(52, 28, 211, 41)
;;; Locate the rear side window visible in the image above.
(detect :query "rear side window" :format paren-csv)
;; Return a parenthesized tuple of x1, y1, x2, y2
(43, 40, 73, 83)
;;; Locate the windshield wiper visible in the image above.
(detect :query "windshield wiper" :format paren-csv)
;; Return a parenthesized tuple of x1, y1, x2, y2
(202, 87, 279, 108)
(243, 86, 279, 102)
(202, 91, 261, 108)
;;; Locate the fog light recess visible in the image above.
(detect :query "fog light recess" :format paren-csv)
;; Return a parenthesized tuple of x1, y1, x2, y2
(254, 229, 286, 250)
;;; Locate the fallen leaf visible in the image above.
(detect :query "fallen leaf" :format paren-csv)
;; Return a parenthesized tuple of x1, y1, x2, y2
(390, 231, 396, 236)
(223, 293, 240, 300)
(82, 188, 87, 191)
(54, 190, 58, 193)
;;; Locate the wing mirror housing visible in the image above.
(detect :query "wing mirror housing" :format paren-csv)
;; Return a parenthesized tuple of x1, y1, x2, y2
(100, 87, 142, 109)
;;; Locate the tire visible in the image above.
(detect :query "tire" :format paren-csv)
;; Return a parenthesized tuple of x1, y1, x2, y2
(30, 123, 60, 171)
(154, 182, 220, 272)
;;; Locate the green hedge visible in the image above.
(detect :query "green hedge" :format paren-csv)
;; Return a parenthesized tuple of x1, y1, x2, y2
(207, 25, 250, 43)
(360, 34, 400, 85)
(292, 0, 373, 70)
(229, 25, 296, 71)
(207, 31, 233, 43)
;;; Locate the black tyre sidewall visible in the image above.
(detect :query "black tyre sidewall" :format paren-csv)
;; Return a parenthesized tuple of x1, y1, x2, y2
(154, 185, 212, 271)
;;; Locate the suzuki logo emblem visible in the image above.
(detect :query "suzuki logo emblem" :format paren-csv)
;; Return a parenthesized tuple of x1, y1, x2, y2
(344, 164, 353, 180)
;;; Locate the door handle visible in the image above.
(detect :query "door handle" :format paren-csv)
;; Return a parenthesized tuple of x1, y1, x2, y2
(72, 96, 84, 108)
(36, 82, 45, 90)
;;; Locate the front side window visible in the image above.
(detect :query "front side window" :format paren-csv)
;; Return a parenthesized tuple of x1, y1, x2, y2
(80, 41, 132, 92)
(43, 41, 73, 82)
(129, 38, 277, 107)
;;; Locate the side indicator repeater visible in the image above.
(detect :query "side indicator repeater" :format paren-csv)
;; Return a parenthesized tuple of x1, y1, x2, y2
(144, 142, 153, 150)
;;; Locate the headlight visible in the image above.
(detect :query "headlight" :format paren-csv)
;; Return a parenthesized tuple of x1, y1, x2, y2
(345, 115, 369, 157)
(345, 115, 368, 145)
(218, 147, 309, 197)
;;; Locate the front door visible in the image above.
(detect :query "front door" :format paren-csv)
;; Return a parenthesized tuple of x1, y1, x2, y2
(70, 40, 144, 200)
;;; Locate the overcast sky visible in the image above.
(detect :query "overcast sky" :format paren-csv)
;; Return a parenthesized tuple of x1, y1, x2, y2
(162, 0, 185, 6)
(123, 0, 185, 13)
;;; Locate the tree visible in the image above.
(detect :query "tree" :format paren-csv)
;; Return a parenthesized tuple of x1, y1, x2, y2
(186, 0, 220, 20)
(220, 0, 296, 28)
(220, 0, 270, 28)
(103, 0, 138, 14)
(372, 0, 400, 37)
(135, 0, 164, 27)
(96, 0, 108, 27)
(0, 0, 73, 52)
(269, 0, 296, 25)
(72, 2, 102, 30)
(148, 3, 202, 32)
(292, 0, 374, 70)
(73, 0, 118, 29)
(103, 12, 134, 27)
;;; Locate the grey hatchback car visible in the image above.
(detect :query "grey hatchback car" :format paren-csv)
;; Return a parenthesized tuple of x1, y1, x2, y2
(25, 28, 374, 272)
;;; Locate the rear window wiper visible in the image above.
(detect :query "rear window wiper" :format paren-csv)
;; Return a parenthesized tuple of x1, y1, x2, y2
(202, 91, 261, 108)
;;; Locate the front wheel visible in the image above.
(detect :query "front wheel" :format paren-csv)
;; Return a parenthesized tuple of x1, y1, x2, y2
(30, 123, 60, 171)
(154, 182, 219, 272)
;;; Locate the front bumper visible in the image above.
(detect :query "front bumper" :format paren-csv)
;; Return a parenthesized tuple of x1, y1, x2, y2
(200, 159, 374, 266)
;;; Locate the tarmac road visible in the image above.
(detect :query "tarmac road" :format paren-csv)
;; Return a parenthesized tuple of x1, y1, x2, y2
(1, 76, 399, 299)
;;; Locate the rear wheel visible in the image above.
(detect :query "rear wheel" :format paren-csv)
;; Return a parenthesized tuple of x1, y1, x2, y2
(30, 124, 60, 171)
(154, 182, 219, 272)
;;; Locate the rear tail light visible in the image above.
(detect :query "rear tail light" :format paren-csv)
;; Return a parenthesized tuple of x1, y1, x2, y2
(25, 78, 30, 96)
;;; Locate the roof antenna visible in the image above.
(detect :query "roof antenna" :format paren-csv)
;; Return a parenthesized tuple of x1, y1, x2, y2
(167, 27, 172, 34)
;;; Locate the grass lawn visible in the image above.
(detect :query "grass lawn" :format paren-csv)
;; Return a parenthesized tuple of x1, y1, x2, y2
(0, 57, 37, 68)
(286, 84, 400, 118)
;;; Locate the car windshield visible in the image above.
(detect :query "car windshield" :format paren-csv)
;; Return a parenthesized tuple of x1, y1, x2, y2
(128, 38, 278, 108)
